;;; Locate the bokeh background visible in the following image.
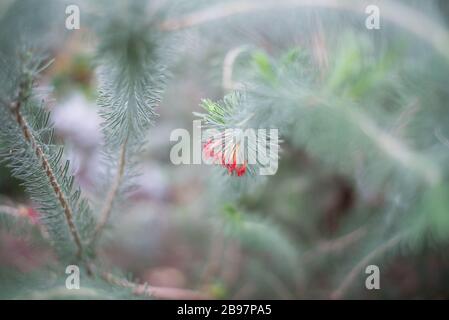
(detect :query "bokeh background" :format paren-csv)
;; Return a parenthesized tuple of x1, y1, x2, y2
(2, 0, 449, 299)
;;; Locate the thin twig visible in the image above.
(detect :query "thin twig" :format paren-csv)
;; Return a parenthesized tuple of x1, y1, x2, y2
(159, 0, 449, 60)
(434, 127, 449, 149)
(91, 142, 127, 243)
(222, 46, 248, 92)
(301, 94, 441, 186)
(392, 99, 420, 136)
(330, 233, 403, 299)
(10, 100, 84, 259)
(101, 270, 210, 300)
(348, 107, 441, 185)
(311, 15, 329, 77)
(302, 227, 368, 263)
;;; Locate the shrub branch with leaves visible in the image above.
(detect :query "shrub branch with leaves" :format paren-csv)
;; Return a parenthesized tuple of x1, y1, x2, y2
(2, 0, 449, 299)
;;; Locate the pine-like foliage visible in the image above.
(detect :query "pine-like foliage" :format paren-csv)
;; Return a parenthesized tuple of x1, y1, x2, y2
(0, 53, 96, 261)
(95, 0, 170, 148)
(2, 0, 449, 300)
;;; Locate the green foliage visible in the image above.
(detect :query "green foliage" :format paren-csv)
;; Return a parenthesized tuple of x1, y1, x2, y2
(195, 14, 449, 297)
(195, 92, 247, 129)
(95, 0, 169, 148)
(0, 56, 96, 260)
(2, 0, 449, 300)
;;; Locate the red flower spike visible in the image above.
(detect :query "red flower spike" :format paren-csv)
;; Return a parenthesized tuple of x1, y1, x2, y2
(236, 163, 247, 177)
(202, 138, 248, 177)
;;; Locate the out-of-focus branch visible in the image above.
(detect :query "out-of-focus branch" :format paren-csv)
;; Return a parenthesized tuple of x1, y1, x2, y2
(349, 107, 441, 185)
(222, 46, 248, 92)
(302, 227, 368, 263)
(434, 128, 449, 149)
(160, 0, 449, 60)
(91, 142, 127, 243)
(330, 233, 403, 299)
(101, 270, 211, 300)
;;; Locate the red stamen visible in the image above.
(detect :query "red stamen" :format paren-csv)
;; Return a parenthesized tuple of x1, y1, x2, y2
(202, 138, 247, 177)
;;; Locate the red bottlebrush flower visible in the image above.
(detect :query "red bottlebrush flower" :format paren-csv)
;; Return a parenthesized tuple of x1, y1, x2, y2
(203, 139, 217, 160)
(203, 138, 247, 177)
(203, 139, 221, 164)
(236, 162, 247, 177)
